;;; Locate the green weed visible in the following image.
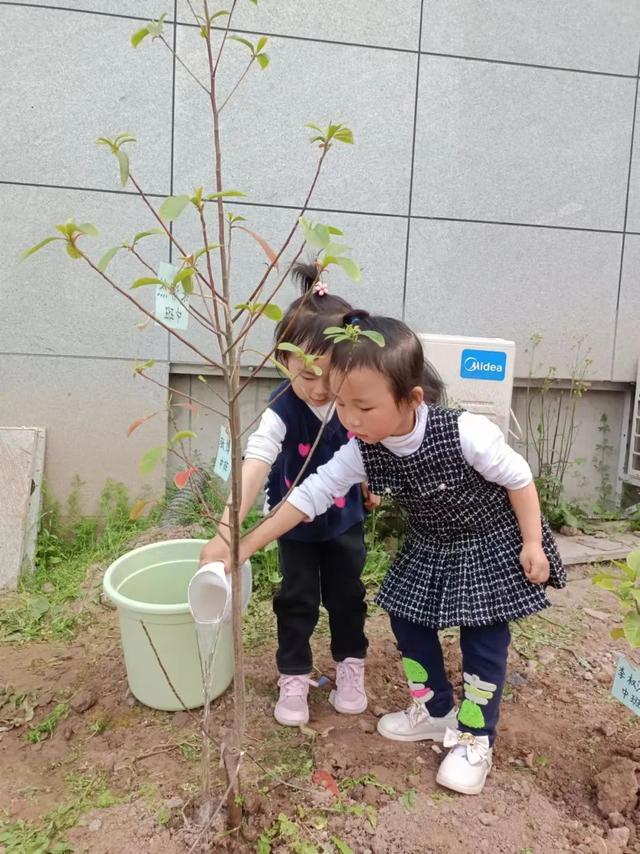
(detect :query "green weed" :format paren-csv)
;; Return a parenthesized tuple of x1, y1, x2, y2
(0, 773, 119, 853)
(25, 703, 69, 744)
(0, 481, 156, 644)
(510, 612, 580, 661)
(339, 774, 395, 796)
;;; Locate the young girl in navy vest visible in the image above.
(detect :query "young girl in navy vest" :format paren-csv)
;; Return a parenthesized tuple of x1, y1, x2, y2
(203, 311, 565, 795)
(201, 267, 382, 727)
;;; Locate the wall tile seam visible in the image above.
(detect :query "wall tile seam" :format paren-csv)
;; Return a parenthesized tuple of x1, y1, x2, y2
(0, 351, 171, 364)
(401, 0, 425, 319)
(2, 2, 639, 81)
(610, 49, 640, 380)
(5, 181, 640, 236)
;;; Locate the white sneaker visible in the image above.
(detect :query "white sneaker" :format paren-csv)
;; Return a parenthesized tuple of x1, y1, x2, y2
(377, 703, 458, 743)
(274, 674, 317, 726)
(436, 728, 493, 795)
(329, 658, 368, 715)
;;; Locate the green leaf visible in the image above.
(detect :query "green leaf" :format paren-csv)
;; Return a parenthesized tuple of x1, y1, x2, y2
(66, 242, 83, 260)
(29, 596, 50, 620)
(335, 255, 361, 282)
(140, 446, 164, 476)
(361, 330, 385, 347)
(623, 610, 640, 647)
(131, 26, 150, 47)
(227, 213, 247, 224)
(610, 627, 625, 640)
(181, 274, 193, 295)
(131, 228, 164, 245)
(299, 217, 329, 249)
(132, 276, 164, 288)
(400, 789, 416, 812)
(169, 430, 197, 445)
(324, 326, 346, 335)
(76, 222, 98, 237)
(230, 35, 254, 51)
(146, 14, 166, 37)
(256, 53, 270, 69)
(277, 342, 305, 357)
(256, 36, 268, 52)
(173, 267, 196, 286)
(305, 123, 323, 133)
(592, 573, 618, 592)
(323, 241, 351, 256)
(20, 236, 59, 260)
(97, 245, 123, 272)
(334, 127, 354, 144)
(235, 302, 257, 314)
(193, 244, 221, 260)
(314, 224, 331, 247)
(328, 225, 344, 235)
(627, 550, 640, 576)
(205, 189, 246, 200)
(159, 195, 191, 222)
(116, 148, 130, 186)
(133, 358, 155, 374)
(114, 132, 136, 146)
(331, 838, 354, 854)
(259, 302, 283, 321)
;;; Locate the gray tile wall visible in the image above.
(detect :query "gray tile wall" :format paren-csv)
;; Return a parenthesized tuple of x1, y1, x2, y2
(2, 1, 639, 504)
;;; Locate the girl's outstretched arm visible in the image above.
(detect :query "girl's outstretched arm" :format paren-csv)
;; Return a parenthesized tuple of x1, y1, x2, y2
(507, 482, 550, 584)
(239, 501, 306, 564)
(199, 458, 270, 566)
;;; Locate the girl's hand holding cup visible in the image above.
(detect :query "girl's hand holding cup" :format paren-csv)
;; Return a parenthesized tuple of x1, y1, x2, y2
(199, 534, 231, 571)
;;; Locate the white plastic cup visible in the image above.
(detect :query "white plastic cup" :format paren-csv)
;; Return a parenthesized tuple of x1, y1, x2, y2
(187, 561, 252, 624)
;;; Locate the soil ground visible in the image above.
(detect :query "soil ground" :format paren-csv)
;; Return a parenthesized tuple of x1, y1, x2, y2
(1, 540, 640, 854)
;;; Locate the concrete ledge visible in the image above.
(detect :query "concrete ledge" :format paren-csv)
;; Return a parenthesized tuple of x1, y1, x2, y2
(555, 531, 640, 566)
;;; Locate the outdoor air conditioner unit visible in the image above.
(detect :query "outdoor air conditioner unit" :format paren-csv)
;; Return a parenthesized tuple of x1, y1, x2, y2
(625, 360, 640, 485)
(418, 334, 516, 438)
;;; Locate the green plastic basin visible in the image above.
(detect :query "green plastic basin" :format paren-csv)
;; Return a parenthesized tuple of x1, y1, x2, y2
(103, 539, 239, 711)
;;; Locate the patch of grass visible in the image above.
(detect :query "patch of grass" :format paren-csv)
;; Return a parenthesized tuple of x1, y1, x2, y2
(261, 727, 314, 782)
(243, 597, 276, 649)
(25, 703, 69, 744)
(0, 480, 157, 644)
(178, 735, 202, 762)
(429, 790, 454, 804)
(87, 714, 111, 737)
(510, 612, 581, 661)
(339, 774, 395, 796)
(258, 807, 367, 854)
(0, 772, 120, 853)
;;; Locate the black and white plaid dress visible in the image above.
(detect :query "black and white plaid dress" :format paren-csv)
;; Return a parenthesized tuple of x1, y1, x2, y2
(359, 407, 566, 628)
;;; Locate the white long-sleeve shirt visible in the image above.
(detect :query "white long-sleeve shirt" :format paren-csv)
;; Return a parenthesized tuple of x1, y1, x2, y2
(284, 404, 533, 521)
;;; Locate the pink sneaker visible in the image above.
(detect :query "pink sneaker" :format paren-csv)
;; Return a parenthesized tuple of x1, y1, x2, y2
(274, 674, 317, 726)
(329, 657, 368, 714)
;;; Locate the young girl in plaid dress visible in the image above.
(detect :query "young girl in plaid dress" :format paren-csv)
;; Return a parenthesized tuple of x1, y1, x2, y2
(202, 311, 564, 795)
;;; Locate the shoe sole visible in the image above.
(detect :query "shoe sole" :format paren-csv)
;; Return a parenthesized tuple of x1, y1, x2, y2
(328, 690, 368, 715)
(274, 710, 309, 727)
(376, 721, 447, 743)
(435, 768, 490, 795)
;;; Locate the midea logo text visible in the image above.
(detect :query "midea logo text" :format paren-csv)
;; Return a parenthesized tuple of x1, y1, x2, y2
(463, 356, 504, 375)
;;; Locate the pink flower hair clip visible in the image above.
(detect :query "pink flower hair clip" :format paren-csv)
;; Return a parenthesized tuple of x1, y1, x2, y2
(313, 281, 329, 296)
